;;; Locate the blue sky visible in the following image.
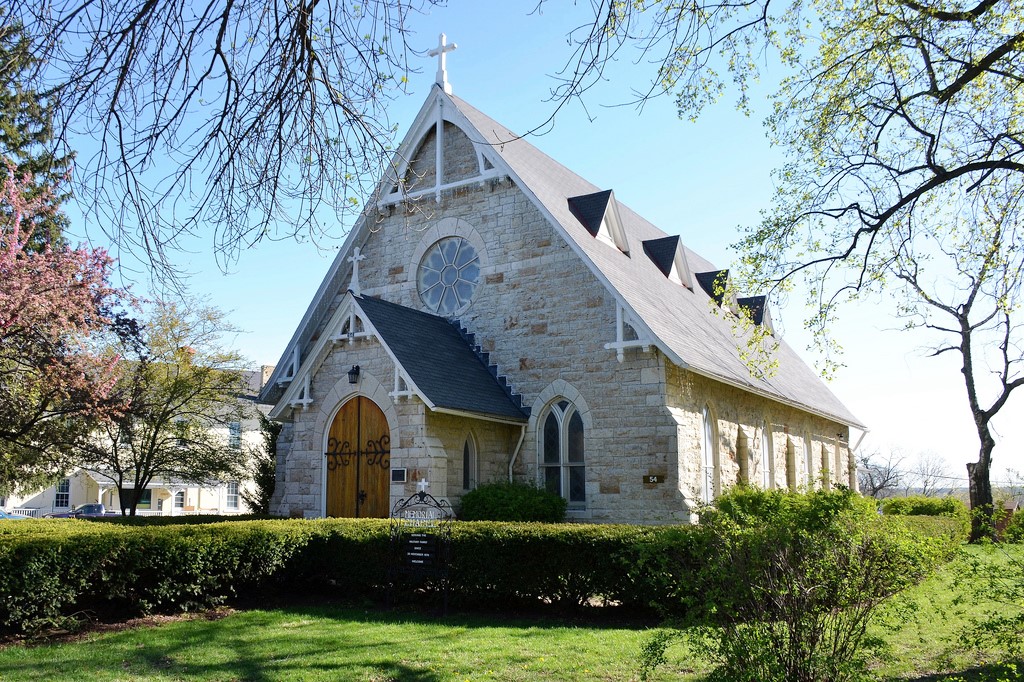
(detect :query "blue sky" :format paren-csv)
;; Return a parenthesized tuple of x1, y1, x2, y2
(66, 1, 1022, 485)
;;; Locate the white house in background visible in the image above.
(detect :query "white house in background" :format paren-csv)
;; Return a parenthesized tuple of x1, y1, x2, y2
(4, 368, 273, 517)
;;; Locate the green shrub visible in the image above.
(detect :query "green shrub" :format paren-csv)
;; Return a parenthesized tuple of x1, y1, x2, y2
(1004, 511, 1024, 543)
(458, 482, 567, 522)
(883, 514, 970, 543)
(881, 495, 968, 518)
(89, 513, 279, 526)
(0, 519, 312, 633)
(881, 495, 971, 538)
(447, 521, 662, 607)
(641, 487, 954, 682)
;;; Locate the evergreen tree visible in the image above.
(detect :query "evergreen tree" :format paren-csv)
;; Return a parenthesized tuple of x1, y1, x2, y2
(0, 18, 73, 249)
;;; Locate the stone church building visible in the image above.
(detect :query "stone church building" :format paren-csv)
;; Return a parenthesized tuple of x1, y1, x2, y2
(259, 45, 864, 524)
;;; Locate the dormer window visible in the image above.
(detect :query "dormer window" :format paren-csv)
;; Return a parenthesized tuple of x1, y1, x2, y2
(695, 270, 729, 305)
(695, 269, 741, 314)
(642, 236, 693, 289)
(567, 189, 629, 255)
(737, 295, 775, 334)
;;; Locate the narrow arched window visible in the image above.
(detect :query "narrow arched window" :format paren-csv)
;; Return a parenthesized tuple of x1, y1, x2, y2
(761, 421, 774, 489)
(701, 406, 717, 503)
(821, 443, 832, 489)
(462, 435, 478, 491)
(540, 400, 586, 506)
(834, 440, 844, 486)
(804, 434, 814, 489)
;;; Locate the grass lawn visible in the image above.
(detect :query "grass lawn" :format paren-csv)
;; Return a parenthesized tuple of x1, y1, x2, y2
(0, 545, 1019, 682)
(0, 606, 700, 682)
(868, 544, 1024, 682)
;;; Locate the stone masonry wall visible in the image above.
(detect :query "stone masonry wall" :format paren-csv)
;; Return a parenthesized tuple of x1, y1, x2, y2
(666, 363, 854, 505)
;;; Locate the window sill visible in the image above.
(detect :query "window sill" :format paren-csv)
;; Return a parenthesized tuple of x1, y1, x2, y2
(565, 508, 591, 520)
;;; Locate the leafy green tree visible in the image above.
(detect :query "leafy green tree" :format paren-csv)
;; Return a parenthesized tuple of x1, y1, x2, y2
(0, 17, 73, 249)
(75, 298, 249, 516)
(561, 0, 1023, 539)
(640, 487, 951, 682)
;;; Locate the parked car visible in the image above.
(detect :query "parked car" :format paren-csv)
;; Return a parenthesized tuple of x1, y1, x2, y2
(44, 503, 121, 519)
(0, 509, 29, 520)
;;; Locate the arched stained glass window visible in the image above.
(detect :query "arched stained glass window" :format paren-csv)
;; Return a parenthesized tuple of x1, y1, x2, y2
(540, 400, 586, 506)
(417, 236, 481, 314)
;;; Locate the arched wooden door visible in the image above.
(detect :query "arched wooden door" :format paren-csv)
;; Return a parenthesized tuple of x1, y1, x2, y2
(325, 397, 390, 518)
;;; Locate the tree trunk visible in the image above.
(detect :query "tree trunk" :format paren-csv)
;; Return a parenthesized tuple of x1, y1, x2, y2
(967, 430, 996, 542)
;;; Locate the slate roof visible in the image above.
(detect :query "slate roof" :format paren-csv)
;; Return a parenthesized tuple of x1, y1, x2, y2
(449, 92, 864, 429)
(356, 295, 529, 422)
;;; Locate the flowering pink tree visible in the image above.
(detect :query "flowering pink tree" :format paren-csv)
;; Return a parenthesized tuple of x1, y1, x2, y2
(0, 169, 133, 494)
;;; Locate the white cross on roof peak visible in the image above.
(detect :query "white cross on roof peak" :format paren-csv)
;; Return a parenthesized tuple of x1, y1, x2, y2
(428, 33, 457, 94)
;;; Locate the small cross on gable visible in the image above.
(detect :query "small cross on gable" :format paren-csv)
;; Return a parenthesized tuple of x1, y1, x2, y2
(428, 33, 457, 94)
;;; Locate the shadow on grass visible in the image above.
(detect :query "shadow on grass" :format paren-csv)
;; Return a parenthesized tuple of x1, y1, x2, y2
(892, 660, 1023, 682)
(0, 607, 450, 682)
(0, 602, 645, 682)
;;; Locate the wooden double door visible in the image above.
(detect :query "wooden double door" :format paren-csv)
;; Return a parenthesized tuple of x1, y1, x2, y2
(325, 397, 390, 518)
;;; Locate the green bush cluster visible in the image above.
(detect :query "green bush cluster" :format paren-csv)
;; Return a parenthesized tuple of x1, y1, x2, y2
(883, 513, 970, 543)
(641, 487, 955, 682)
(881, 494, 968, 518)
(0, 491, 957, 637)
(89, 514, 279, 526)
(1003, 511, 1024, 543)
(457, 482, 567, 522)
(880, 495, 971, 538)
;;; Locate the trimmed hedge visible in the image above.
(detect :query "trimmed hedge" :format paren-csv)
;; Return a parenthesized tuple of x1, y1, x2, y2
(881, 495, 971, 539)
(882, 514, 970, 543)
(0, 519, 316, 633)
(0, 497, 959, 635)
(88, 514, 280, 526)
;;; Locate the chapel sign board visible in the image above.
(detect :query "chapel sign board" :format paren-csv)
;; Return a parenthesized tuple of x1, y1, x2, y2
(388, 486, 454, 614)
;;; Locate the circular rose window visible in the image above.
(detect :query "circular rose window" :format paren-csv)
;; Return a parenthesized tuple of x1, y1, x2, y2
(417, 236, 481, 314)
